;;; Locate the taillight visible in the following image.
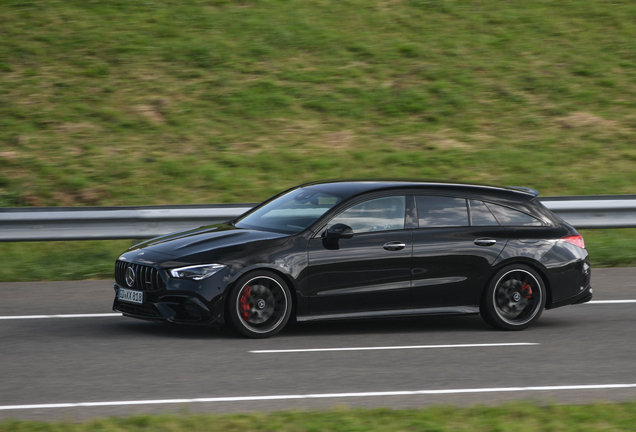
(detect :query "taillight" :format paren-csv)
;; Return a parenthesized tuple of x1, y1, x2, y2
(561, 234, 585, 248)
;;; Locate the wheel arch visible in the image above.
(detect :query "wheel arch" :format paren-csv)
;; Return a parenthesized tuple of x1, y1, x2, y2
(223, 266, 298, 322)
(485, 258, 553, 309)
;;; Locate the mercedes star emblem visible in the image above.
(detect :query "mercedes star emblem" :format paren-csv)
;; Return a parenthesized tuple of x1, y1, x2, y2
(125, 266, 136, 288)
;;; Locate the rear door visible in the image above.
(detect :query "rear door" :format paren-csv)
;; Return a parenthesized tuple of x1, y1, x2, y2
(411, 197, 508, 308)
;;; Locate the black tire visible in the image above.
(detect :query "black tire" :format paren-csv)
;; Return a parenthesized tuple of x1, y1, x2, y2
(226, 271, 292, 338)
(480, 264, 546, 331)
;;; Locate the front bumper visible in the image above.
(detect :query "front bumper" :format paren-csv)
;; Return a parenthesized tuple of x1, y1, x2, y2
(113, 283, 224, 325)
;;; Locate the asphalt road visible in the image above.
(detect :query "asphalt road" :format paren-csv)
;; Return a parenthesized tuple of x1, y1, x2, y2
(1, 268, 635, 421)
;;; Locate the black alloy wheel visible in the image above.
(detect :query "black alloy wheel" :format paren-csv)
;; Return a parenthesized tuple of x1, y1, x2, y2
(227, 271, 292, 338)
(481, 264, 546, 331)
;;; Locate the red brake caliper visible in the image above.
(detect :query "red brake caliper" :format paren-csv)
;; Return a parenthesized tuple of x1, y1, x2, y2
(521, 283, 533, 299)
(239, 286, 251, 321)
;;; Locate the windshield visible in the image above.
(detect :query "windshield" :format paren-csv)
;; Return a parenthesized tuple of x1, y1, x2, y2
(235, 187, 342, 234)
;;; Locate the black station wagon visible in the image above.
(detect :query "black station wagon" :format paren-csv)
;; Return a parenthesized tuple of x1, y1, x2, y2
(113, 181, 592, 338)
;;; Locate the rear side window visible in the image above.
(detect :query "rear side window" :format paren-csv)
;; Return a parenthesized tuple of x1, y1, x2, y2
(416, 196, 469, 227)
(484, 202, 543, 227)
(469, 200, 499, 226)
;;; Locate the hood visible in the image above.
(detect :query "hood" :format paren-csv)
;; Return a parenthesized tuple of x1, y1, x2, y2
(128, 223, 289, 258)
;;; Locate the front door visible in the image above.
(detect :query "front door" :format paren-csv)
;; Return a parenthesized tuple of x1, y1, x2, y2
(307, 195, 412, 315)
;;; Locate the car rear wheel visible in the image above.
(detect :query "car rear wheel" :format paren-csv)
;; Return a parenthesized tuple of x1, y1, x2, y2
(481, 264, 546, 331)
(226, 271, 292, 338)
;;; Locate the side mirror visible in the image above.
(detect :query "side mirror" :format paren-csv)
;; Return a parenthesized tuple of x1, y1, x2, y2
(326, 223, 354, 239)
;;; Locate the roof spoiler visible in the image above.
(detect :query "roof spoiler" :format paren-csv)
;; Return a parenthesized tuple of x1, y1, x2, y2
(506, 186, 540, 197)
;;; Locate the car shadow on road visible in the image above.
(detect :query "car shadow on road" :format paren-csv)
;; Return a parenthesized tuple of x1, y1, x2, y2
(109, 310, 586, 340)
(108, 314, 493, 340)
(281, 314, 492, 337)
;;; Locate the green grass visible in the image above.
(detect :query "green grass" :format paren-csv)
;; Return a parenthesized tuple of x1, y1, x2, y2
(3, 403, 636, 431)
(0, 240, 130, 282)
(1, 0, 636, 279)
(2, 0, 636, 207)
(581, 229, 636, 268)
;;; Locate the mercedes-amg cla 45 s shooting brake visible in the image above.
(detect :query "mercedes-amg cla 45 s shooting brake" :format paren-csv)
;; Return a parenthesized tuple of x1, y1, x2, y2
(113, 181, 592, 338)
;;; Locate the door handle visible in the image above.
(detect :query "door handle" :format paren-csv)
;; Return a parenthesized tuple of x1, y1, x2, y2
(383, 241, 406, 251)
(474, 238, 497, 246)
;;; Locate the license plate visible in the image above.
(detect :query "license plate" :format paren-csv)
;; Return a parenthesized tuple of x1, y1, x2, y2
(118, 287, 143, 304)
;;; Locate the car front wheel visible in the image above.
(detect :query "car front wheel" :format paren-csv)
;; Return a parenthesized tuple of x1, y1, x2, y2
(481, 264, 546, 331)
(226, 271, 292, 338)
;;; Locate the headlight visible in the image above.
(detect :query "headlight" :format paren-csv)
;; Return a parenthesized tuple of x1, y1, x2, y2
(169, 264, 226, 281)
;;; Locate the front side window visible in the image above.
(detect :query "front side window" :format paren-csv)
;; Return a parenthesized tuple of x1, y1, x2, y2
(416, 196, 469, 227)
(328, 196, 406, 234)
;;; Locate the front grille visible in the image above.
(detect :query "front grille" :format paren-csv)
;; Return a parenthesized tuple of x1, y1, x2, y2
(115, 261, 165, 292)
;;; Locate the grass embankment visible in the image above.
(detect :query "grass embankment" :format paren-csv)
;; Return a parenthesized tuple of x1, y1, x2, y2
(3, 403, 636, 431)
(1, 0, 636, 280)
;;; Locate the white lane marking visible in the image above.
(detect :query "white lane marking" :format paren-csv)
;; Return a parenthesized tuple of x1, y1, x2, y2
(0, 313, 122, 320)
(2, 383, 636, 411)
(250, 342, 538, 354)
(587, 300, 636, 304)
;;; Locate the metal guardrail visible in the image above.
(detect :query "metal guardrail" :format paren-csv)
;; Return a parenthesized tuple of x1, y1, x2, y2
(0, 196, 634, 242)
(0, 204, 256, 241)
(540, 195, 636, 229)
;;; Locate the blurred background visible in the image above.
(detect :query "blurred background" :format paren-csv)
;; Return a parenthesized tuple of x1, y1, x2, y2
(1, 0, 635, 280)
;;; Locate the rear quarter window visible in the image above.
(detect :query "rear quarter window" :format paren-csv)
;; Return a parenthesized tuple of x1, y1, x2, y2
(469, 200, 499, 226)
(484, 202, 543, 227)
